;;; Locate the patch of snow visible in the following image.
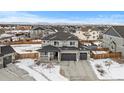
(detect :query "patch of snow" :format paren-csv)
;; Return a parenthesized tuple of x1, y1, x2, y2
(32, 63, 68, 81)
(15, 59, 67, 81)
(16, 59, 48, 81)
(0, 33, 14, 39)
(11, 44, 41, 54)
(16, 59, 35, 66)
(93, 41, 102, 46)
(6, 30, 30, 34)
(89, 58, 124, 80)
(92, 51, 108, 54)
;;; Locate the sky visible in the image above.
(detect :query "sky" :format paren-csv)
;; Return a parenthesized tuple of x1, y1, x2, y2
(0, 11, 124, 24)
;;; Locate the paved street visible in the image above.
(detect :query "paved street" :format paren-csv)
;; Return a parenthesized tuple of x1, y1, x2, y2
(60, 61, 98, 81)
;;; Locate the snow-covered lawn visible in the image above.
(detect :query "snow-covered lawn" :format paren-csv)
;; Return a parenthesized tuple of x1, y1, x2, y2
(92, 51, 108, 54)
(11, 44, 41, 54)
(15, 59, 68, 81)
(0, 33, 14, 39)
(32, 63, 68, 81)
(16, 59, 48, 81)
(89, 58, 124, 80)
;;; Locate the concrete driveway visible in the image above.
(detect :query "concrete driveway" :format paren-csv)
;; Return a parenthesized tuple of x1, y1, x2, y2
(60, 60, 98, 81)
(0, 64, 35, 81)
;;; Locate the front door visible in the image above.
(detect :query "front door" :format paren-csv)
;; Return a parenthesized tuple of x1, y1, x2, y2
(54, 52, 58, 59)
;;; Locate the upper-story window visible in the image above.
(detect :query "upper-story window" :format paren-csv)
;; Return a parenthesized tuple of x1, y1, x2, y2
(54, 41, 59, 46)
(70, 41, 75, 46)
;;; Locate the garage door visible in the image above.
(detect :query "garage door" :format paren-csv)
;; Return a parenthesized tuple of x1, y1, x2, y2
(3, 56, 12, 67)
(61, 53, 76, 61)
(80, 53, 87, 60)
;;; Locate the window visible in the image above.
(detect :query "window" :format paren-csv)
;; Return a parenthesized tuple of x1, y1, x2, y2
(70, 42, 75, 46)
(54, 41, 59, 46)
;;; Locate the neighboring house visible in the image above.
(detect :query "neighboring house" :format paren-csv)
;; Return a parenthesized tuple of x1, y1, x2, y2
(37, 31, 90, 62)
(73, 26, 100, 41)
(16, 25, 32, 30)
(0, 33, 14, 43)
(30, 27, 56, 39)
(102, 26, 124, 56)
(0, 45, 15, 68)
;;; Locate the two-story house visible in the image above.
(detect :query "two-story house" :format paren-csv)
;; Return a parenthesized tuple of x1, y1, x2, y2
(102, 26, 124, 56)
(0, 45, 15, 69)
(37, 31, 90, 62)
(30, 27, 56, 39)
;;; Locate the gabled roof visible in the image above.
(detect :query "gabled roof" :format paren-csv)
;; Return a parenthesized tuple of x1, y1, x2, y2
(0, 45, 15, 56)
(37, 45, 60, 52)
(113, 26, 124, 38)
(33, 27, 45, 30)
(42, 31, 79, 40)
(104, 26, 124, 38)
(37, 45, 89, 52)
(59, 46, 79, 51)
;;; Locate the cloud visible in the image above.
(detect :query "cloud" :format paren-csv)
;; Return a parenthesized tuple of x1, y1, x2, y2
(0, 11, 124, 24)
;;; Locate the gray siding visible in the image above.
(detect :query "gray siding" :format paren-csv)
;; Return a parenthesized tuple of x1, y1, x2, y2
(42, 40, 79, 48)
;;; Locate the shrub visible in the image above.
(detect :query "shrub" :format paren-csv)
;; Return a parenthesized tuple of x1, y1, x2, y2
(97, 69, 105, 76)
(95, 64, 102, 68)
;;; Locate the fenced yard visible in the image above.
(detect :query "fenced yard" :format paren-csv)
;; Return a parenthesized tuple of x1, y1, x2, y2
(94, 48, 109, 51)
(15, 53, 39, 59)
(91, 52, 122, 59)
(0, 39, 41, 45)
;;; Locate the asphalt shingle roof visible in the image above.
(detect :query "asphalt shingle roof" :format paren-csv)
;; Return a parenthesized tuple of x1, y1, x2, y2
(104, 26, 124, 38)
(33, 27, 45, 30)
(113, 26, 124, 38)
(0, 45, 15, 56)
(37, 45, 60, 52)
(42, 31, 79, 40)
(37, 45, 89, 52)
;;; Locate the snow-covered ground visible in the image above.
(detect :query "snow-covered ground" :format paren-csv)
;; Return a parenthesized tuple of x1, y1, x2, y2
(32, 63, 68, 81)
(0, 33, 14, 39)
(92, 51, 108, 54)
(93, 41, 102, 46)
(15, 59, 68, 81)
(6, 30, 30, 34)
(11, 44, 41, 54)
(89, 58, 124, 80)
(16, 59, 48, 81)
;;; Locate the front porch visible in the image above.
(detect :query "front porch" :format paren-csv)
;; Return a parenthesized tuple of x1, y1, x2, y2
(41, 51, 61, 62)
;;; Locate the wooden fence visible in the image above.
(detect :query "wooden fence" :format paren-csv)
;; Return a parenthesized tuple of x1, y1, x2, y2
(94, 48, 109, 51)
(15, 53, 39, 59)
(11, 40, 41, 44)
(0, 39, 41, 45)
(91, 52, 122, 59)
